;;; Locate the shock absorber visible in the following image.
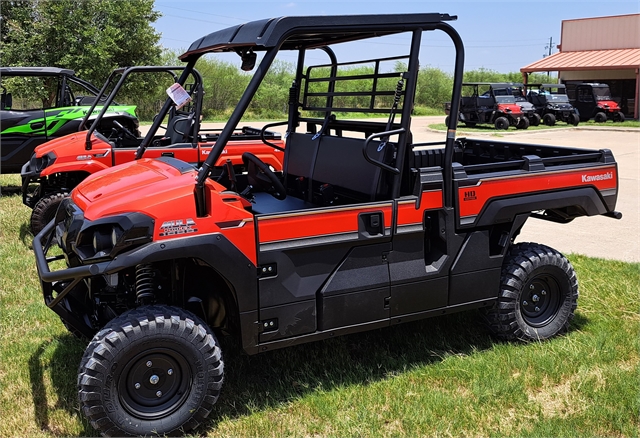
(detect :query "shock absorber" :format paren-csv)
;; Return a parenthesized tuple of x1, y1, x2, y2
(135, 264, 156, 304)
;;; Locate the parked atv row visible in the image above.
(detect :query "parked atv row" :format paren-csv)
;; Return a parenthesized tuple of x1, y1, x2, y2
(445, 81, 625, 130)
(445, 82, 533, 130)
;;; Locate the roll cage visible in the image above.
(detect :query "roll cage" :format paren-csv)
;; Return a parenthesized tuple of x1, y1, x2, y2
(175, 13, 465, 211)
(80, 66, 203, 152)
(0, 66, 102, 109)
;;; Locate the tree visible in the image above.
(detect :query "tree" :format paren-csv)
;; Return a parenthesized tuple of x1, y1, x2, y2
(1, 0, 162, 87)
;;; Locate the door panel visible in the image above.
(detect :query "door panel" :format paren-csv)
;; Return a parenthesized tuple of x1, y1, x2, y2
(256, 202, 393, 342)
(388, 172, 449, 316)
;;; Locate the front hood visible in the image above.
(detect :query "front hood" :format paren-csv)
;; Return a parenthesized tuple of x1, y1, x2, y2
(598, 100, 620, 111)
(516, 101, 535, 112)
(34, 131, 110, 157)
(547, 103, 573, 110)
(73, 157, 199, 221)
(498, 103, 522, 115)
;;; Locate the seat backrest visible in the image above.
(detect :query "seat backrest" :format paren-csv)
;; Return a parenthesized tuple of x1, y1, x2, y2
(283, 132, 320, 199)
(168, 115, 195, 144)
(312, 135, 392, 203)
(477, 96, 495, 108)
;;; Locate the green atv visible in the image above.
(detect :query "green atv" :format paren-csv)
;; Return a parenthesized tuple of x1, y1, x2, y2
(1, 67, 138, 173)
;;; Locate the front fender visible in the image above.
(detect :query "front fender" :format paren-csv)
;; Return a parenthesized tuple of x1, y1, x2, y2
(105, 233, 258, 313)
(40, 160, 109, 178)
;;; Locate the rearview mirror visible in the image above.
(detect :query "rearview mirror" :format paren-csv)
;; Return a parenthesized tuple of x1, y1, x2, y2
(241, 50, 257, 71)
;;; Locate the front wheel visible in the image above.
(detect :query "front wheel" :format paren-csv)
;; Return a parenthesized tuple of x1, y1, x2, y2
(530, 113, 541, 126)
(78, 306, 224, 437)
(568, 113, 580, 126)
(30, 192, 68, 235)
(594, 112, 607, 123)
(516, 117, 530, 130)
(482, 243, 578, 342)
(494, 116, 509, 130)
(543, 113, 556, 126)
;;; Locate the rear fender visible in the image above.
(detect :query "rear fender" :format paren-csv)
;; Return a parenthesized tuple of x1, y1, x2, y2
(473, 187, 612, 227)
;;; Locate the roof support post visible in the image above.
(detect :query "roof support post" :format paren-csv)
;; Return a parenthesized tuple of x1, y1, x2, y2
(635, 68, 639, 120)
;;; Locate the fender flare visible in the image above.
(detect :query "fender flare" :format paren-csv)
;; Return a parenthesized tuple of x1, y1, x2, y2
(40, 160, 109, 178)
(473, 187, 610, 227)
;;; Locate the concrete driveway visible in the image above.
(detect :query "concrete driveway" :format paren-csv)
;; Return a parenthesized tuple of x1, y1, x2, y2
(193, 117, 638, 262)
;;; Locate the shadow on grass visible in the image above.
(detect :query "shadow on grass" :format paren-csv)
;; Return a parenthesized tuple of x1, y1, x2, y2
(29, 334, 93, 435)
(19, 222, 34, 248)
(31, 309, 588, 436)
(1, 184, 23, 196)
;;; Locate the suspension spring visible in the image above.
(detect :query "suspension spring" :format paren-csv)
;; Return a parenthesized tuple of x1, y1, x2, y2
(135, 264, 156, 304)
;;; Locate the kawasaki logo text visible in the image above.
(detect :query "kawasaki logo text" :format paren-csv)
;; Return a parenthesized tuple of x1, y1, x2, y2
(581, 172, 613, 183)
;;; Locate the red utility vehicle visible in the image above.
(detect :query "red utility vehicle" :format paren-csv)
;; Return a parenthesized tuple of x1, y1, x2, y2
(33, 13, 621, 437)
(446, 82, 529, 129)
(21, 66, 285, 233)
(570, 83, 625, 123)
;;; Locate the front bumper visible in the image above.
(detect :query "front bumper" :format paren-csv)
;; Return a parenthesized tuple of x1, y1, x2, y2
(21, 160, 40, 208)
(33, 219, 109, 338)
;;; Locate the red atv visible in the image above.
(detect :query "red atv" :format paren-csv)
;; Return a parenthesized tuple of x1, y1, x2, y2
(33, 13, 620, 437)
(21, 66, 285, 233)
(571, 83, 625, 123)
(446, 82, 529, 129)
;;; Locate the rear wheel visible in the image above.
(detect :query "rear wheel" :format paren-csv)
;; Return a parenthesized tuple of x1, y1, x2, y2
(494, 116, 509, 130)
(444, 115, 450, 126)
(78, 306, 224, 437)
(543, 113, 556, 126)
(483, 243, 578, 342)
(594, 112, 607, 123)
(30, 192, 68, 235)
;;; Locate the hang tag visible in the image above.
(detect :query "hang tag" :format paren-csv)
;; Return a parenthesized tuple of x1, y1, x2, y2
(166, 83, 192, 109)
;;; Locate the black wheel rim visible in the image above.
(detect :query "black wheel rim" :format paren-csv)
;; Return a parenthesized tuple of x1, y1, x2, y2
(520, 275, 562, 327)
(118, 348, 192, 420)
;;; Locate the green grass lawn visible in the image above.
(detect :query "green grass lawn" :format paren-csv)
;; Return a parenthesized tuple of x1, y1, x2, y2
(1, 173, 638, 437)
(429, 119, 640, 134)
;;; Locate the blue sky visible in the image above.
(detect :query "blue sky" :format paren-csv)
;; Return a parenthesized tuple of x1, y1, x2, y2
(154, 0, 638, 73)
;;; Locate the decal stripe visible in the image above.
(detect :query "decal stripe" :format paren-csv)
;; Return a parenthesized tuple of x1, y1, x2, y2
(396, 190, 443, 227)
(257, 203, 392, 244)
(458, 165, 617, 218)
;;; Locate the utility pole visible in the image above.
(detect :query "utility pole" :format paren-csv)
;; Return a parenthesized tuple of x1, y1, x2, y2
(543, 37, 556, 80)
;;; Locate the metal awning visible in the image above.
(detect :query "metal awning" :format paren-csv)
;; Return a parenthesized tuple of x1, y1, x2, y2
(521, 48, 640, 73)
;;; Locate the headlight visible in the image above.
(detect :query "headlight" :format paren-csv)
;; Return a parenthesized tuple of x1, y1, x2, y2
(70, 213, 154, 262)
(33, 151, 57, 173)
(92, 226, 120, 256)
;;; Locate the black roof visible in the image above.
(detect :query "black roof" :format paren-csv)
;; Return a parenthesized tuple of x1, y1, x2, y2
(1, 66, 76, 77)
(180, 13, 456, 62)
(526, 83, 567, 89)
(463, 82, 523, 88)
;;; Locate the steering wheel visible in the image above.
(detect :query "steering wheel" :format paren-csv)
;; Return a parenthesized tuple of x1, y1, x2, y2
(112, 120, 138, 140)
(242, 152, 286, 200)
